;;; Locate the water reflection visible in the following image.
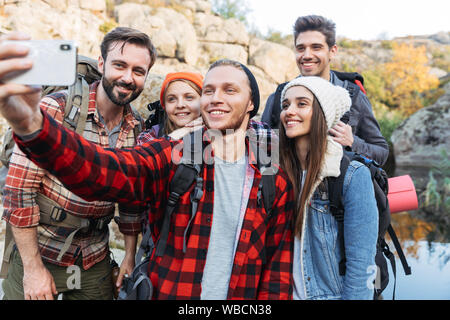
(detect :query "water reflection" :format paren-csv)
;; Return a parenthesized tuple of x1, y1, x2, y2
(383, 211, 450, 299)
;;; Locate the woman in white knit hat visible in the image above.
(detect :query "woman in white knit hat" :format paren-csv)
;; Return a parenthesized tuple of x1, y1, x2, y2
(278, 76, 378, 300)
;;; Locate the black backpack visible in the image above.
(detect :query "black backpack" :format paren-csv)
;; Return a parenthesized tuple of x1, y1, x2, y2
(145, 100, 165, 129)
(118, 130, 276, 300)
(265, 71, 365, 129)
(327, 150, 412, 300)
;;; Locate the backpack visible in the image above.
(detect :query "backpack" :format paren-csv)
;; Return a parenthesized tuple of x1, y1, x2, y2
(265, 70, 366, 129)
(327, 150, 412, 300)
(145, 100, 165, 130)
(141, 100, 166, 139)
(118, 130, 276, 300)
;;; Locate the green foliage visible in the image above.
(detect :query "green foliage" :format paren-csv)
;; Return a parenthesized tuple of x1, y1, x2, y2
(337, 38, 364, 49)
(380, 40, 394, 50)
(264, 28, 293, 46)
(265, 28, 284, 44)
(105, 0, 115, 18)
(377, 113, 404, 146)
(99, 19, 118, 34)
(331, 60, 359, 73)
(337, 38, 354, 49)
(422, 149, 450, 218)
(211, 0, 251, 25)
(431, 46, 450, 73)
(421, 86, 446, 108)
(362, 68, 390, 108)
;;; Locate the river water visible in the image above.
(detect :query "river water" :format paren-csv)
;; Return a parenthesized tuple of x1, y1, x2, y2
(381, 211, 450, 300)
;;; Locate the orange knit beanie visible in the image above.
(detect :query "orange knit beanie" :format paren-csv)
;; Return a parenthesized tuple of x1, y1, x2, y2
(160, 72, 204, 108)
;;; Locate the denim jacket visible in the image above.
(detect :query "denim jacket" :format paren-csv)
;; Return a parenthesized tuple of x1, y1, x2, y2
(293, 140, 378, 300)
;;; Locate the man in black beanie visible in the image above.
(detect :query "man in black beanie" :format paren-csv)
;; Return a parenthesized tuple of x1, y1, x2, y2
(0, 41, 294, 300)
(201, 59, 260, 132)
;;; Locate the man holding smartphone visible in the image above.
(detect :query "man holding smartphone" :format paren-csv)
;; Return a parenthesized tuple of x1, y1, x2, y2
(0, 28, 156, 300)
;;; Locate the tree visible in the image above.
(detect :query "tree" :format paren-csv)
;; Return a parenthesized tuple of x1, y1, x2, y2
(382, 41, 439, 116)
(211, 0, 251, 25)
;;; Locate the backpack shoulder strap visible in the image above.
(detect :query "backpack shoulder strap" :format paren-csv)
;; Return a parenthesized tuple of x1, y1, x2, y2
(0, 128, 14, 168)
(63, 76, 90, 136)
(35, 192, 113, 261)
(155, 131, 203, 257)
(343, 80, 361, 103)
(257, 172, 276, 217)
(270, 82, 289, 129)
(0, 223, 15, 278)
(328, 152, 352, 275)
(129, 105, 144, 143)
(63, 55, 100, 135)
(328, 152, 352, 217)
(145, 100, 165, 130)
(154, 162, 202, 257)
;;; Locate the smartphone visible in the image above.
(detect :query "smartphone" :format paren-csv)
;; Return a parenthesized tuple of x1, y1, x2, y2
(3, 40, 77, 86)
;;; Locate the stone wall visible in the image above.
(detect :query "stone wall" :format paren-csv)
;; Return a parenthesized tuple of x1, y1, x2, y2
(391, 82, 450, 188)
(0, 0, 297, 121)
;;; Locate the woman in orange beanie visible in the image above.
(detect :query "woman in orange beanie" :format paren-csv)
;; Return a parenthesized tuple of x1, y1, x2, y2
(137, 72, 203, 144)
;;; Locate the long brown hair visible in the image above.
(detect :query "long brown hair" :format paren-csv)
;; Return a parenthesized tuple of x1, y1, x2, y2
(279, 91, 328, 236)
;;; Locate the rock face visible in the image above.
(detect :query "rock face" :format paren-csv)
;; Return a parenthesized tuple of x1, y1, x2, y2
(0, 0, 448, 125)
(0, 0, 276, 121)
(249, 38, 297, 84)
(391, 82, 450, 185)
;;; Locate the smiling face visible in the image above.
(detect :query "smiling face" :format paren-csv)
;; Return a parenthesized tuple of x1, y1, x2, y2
(200, 65, 254, 132)
(294, 30, 337, 80)
(98, 41, 151, 106)
(280, 85, 314, 139)
(164, 80, 201, 129)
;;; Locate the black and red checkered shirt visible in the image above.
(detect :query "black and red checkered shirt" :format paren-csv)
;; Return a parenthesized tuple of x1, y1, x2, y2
(15, 110, 294, 300)
(2, 82, 143, 270)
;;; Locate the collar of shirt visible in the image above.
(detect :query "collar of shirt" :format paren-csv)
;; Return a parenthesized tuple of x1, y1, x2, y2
(329, 70, 344, 87)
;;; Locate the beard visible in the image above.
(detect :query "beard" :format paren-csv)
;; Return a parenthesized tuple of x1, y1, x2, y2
(101, 76, 142, 106)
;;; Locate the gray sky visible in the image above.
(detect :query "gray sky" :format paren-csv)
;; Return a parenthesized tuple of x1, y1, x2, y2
(246, 0, 450, 40)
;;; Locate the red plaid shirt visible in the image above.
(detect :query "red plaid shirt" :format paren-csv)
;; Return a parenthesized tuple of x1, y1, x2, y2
(2, 82, 143, 270)
(14, 111, 294, 299)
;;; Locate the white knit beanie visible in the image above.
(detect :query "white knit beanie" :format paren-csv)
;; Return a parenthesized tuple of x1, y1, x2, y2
(280, 76, 351, 129)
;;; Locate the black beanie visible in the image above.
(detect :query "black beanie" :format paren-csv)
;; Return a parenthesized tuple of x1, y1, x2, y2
(238, 63, 260, 118)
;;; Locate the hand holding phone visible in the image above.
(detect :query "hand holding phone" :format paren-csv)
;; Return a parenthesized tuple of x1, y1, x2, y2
(3, 40, 77, 86)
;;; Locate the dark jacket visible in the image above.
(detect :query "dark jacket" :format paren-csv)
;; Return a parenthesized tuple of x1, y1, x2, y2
(261, 71, 389, 165)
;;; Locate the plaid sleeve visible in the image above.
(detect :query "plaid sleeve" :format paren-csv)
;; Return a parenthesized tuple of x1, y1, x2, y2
(14, 110, 175, 213)
(137, 128, 158, 146)
(1, 145, 45, 228)
(117, 203, 146, 236)
(2, 95, 66, 228)
(257, 170, 294, 300)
